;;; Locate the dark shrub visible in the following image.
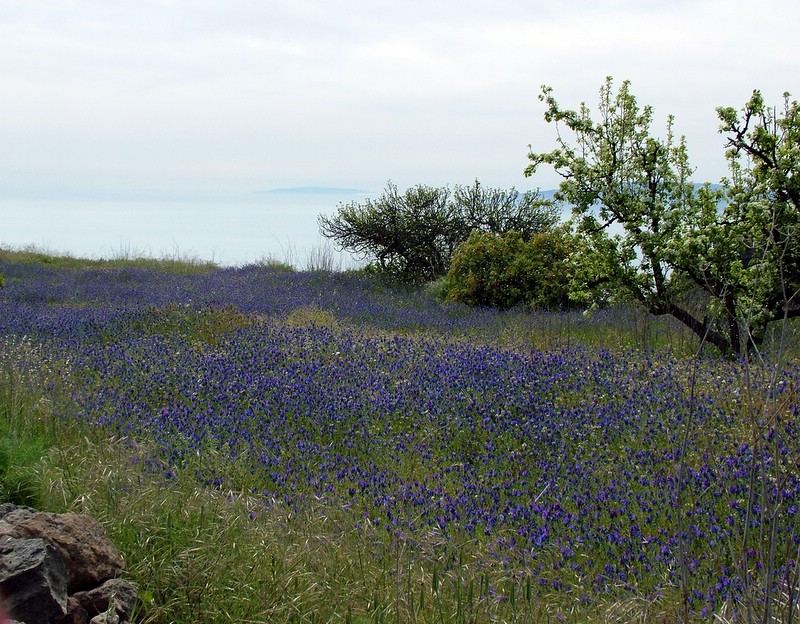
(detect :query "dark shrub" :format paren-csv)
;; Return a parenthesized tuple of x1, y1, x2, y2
(444, 229, 573, 309)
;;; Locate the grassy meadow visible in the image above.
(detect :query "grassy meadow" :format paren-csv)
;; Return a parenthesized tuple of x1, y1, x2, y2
(0, 248, 798, 623)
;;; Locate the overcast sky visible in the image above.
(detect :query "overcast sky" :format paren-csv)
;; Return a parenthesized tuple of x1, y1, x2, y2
(2, 0, 799, 198)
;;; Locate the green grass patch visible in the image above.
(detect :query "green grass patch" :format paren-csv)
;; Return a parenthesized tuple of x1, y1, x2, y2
(0, 428, 48, 507)
(284, 305, 341, 328)
(0, 365, 56, 507)
(127, 305, 255, 347)
(255, 257, 297, 272)
(0, 245, 217, 274)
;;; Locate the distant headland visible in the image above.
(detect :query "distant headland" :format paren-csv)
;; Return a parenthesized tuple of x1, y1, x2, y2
(256, 186, 369, 196)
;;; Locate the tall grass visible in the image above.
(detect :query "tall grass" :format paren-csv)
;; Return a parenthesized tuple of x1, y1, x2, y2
(724, 312, 799, 624)
(0, 368, 48, 507)
(260, 241, 354, 273)
(0, 245, 217, 274)
(0, 338, 69, 508)
(37, 433, 693, 624)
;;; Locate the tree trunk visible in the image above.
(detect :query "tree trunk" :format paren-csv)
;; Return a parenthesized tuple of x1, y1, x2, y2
(661, 302, 736, 356)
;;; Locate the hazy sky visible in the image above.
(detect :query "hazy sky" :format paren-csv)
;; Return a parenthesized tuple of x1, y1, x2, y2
(2, 0, 799, 198)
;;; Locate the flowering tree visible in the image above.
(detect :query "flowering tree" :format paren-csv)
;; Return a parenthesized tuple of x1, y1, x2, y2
(712, 91, 800, 346)
(525, 78, 799, 356)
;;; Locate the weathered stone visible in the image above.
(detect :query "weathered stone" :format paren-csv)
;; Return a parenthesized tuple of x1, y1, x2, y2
(89, 610, 120, 624)
(6, 512, 124, 592)
(0, 520, 16, 539)
(62, 595, 90, 624)
(71, 578, 137, 622)
(0, 506, 36, 526)
(0, 503, 36, 520)
(0, 536, 68, 624)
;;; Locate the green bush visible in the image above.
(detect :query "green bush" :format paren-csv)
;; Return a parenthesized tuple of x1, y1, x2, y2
(423, 275, 450, 301)
(443, 229, 574, 310)
(0, 431, 46, 506)
(319, 181, 559, 284)
(0, 370, 48, 507)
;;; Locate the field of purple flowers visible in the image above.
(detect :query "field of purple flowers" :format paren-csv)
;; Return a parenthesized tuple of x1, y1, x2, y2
(1, 256, 798, 621)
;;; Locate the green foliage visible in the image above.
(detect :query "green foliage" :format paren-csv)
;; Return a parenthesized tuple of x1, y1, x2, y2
(0, 430, 46, 506)
(443, 229, 574, 310)
(0, 246, 217, 274)
(526, 77, 696, 315)
(284, 305, 340, 328)
(256, 257, 296, 272)
(319, 180, 558, 284)
(0, 367, 50, 507)
(423, 275, 450, 301)
(526, 78, 800, 355)
(712, 91, 800, 341)
(122, 305, 254, 348)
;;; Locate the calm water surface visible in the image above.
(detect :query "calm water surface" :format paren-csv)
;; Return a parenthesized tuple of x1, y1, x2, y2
(1, 193, 364, 267)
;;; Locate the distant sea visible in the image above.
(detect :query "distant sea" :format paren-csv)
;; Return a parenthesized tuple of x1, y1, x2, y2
(2, 184, 644, 267)
(0, 188, 371, 267)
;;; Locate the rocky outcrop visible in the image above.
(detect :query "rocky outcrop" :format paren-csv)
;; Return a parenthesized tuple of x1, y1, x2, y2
(0, 536, 68, 622)
(2, 510, 125, 593)
(0, 505, 137, 624)
(72, 579, 138, 624)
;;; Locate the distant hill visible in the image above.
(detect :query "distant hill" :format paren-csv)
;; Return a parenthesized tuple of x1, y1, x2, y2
(256, 183, 721, 201)
(256, 186, 369, 196)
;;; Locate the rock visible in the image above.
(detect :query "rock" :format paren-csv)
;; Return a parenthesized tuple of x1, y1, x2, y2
(0, 520, 16, 539)
(89, 611, 119, 624)
(0, 504, 36, 521)
(5, 512, 124, 592)
(63, 595, 90, 624)
(71, 578, 137, 622)
(0, 506, 136, 624)
(0, 536, 68, 624)
(0, 507, 36, 529)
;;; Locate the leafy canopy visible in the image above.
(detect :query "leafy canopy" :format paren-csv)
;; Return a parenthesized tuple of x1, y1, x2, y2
(443, 228, 574, 310)
(319, 181, 558, 283)
(525, 78, 800, 355)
